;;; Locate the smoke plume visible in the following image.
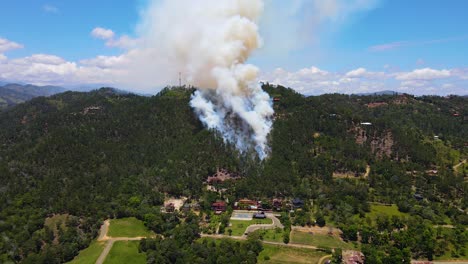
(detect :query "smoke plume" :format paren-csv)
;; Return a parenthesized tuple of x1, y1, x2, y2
(140, 0, 274, 159)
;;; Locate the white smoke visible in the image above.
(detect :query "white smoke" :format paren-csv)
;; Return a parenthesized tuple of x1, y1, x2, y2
(138, 0, 274, 159)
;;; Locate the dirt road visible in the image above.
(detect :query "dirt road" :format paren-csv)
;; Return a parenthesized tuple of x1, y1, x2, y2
(200, 233, 318, 250)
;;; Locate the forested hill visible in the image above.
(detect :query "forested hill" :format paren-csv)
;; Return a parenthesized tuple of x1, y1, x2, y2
(0, 83, 65, 109)
(0, 85, 466, 263)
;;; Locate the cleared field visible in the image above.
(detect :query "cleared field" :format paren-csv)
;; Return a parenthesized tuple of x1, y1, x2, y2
(366, 204, 407, 219)
(258, 244, 327, 264)
(290, 230, 353, 250)
(108, 217, 153, 238)
(229, 218, 273, 236)
(67, 240, 105, 264)
(259, 228, 284, 243)
(103, 241, 146, 264)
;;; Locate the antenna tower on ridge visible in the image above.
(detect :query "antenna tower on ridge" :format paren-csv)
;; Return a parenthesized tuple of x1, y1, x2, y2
(179, 72, 182, 87)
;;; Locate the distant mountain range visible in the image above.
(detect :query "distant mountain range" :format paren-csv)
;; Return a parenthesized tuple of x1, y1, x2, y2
(0, 83, 66, 109)
(354, 90, 402, 96)
(0, 83, 139, 109)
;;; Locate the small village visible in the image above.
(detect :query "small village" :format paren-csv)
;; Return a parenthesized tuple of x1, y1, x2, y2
(160, 169, 366, 264)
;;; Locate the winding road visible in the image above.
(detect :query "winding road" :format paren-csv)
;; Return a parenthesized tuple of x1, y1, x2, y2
(243, 213, 284, 237)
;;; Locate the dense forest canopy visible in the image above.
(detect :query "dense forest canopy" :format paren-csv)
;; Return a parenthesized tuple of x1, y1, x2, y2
(0, 85, 466, 263)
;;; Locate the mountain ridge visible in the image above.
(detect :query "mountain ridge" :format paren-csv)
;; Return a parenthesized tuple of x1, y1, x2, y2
(0, 85, 466, 263)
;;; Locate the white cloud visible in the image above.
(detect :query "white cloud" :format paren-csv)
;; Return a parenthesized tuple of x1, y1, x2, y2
(395, 68, 451, 81)
(345, 68, 367, 78)
(261, 66, 467, 96)
(1, 50, 467, 95)
(13, 54, 66, 65)
(91, 27, 115, 40)
(80, 55, 127, 68)
(400, 80, 427, 87)
(106, 35, 139, 49)
(91, 27, 139, 49)
(297, 66, 329, 77)
(43, 4, 59, 14)
(369, 41, 408, 52)
(370, 36, 468, 52)
(345, 68, 385, 79)
(451, 68, 468, 80)
(0, 38, 23, 53)
(0, 52, 121, 87)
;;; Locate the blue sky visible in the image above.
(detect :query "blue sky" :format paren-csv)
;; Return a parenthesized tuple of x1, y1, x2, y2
(0, 0, 467, 95)
(0, 0, 142, 61)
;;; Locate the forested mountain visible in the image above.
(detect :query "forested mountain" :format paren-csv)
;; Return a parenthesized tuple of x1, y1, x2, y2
(0, 83, 65, 109)
(0, 85, 466, 263)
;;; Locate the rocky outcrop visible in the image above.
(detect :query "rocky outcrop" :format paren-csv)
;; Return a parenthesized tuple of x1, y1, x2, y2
(370, 130, 393, 159)
(351, 125, 394, 159)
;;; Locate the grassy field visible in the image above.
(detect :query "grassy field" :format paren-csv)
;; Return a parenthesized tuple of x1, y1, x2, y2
(103, 241, 146, 264)
(290, 230, 353, 250)
(366, 204, 407, 219)
(258, 244, 327, 264)
(258, 228, 284, 243)
(229, 218, 273, 236)
(108, 217, 154, 238)
(67, 240, 105, 264)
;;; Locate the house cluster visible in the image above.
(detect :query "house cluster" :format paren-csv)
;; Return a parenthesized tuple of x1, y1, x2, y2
(211, 198, 306, 214)
(180, 202, 200, 212)
(162, 198, 199, 213)
(234, 199, 261, 210)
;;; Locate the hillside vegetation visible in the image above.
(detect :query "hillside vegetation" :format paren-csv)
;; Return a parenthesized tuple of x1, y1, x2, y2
(0, 85, 466, 263)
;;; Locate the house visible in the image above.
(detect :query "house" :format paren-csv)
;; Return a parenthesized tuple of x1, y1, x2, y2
(343, 250, 365, 264)
(191, 202, 201, 211)
(212, 201, 227, 214)
(165, 203, 175, 213)
(237, 199, 260, 210)
(254, 212, 267, 219)
(272, 199, 282, 211)
(292, 198, 305, 209)
(414, 194, 424, 201)
(182, 204, 191, 212)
